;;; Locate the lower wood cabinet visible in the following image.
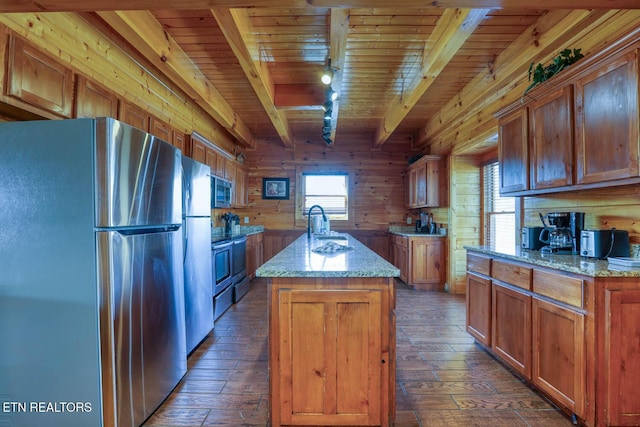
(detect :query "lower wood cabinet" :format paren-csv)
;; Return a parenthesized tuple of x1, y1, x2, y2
(532, 297, 585, 416)
(390, 235, 409, 283)
(492, 282, 531, 379)
(466, 272, 492, 347)
(465, 251, 640, 426)
(390, 233, 445, 290)
(268, 277, 395, 427)
(600, 286, 640, 426)
(246, 232, 263, 280)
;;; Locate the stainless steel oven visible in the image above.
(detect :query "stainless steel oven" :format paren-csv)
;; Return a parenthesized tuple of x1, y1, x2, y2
(232, 235, 250, 302)
(212, 238, 233, 320)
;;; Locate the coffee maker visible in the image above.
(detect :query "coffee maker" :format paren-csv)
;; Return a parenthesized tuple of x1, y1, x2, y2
(539, 212, 584, 254)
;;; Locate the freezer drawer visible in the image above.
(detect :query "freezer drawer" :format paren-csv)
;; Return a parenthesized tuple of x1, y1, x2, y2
(214, 285, 234, 321)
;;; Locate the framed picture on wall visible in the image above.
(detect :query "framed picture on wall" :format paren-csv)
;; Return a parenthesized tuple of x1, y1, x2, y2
(262, 177, 289, 200)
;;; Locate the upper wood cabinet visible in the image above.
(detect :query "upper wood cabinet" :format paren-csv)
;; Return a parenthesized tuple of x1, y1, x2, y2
(497, 107, 529, 194)
(530, 85, 574, 190)
(496, 35, 640, 196)
(574, 49, 640, 185)
(6, 35, 74, 118)
(74, 75, 118, 118)
(149, 116, 172, 143)
(118, 100, 150, 131)
(171, 129, 187, 155)
(406, 155, 441, 208)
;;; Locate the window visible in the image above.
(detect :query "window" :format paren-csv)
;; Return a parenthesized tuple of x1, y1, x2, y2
(302, 173, 349, 220)
(483, 161, 515, 251)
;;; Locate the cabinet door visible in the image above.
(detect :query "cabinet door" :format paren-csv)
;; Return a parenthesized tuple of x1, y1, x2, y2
(410, 238, 444, 286)
(7, 36, 74, 118)
(532, 297, 585, 418)
(118, 101, 150, 131)
(190, 139, 206, 164)
(575, 50, 639, 184)
(391, 239, 408, 283)
(603, 289, 640, 426)
(203, 147, 216, 174)
(172, 130, 187, 154)
(407, 167, 418, 208)
(149, 116, 171, 143)
(425, 159, 440, 207)
(215, 154, 226, 178)
(498, 108, 529, 193)
(234, 166, 248, 208)
(278, 288, 382, 426)
(466, 272, 492, 347)
(415, 163, 427, 206)
(492, 282, 531, 379)
(530, 86, 574, 189)
(74, 75, 118, 118)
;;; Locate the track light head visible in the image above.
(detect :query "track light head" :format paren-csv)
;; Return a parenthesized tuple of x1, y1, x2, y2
(322, 100, 333, 112)
(321, 58, 334, 85)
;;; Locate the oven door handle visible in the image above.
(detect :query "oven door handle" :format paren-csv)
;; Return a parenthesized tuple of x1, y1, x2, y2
(213, 241, 233, 251)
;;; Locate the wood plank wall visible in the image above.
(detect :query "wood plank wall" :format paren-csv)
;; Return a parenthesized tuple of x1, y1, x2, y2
(448, 155, 481, 294)
(523, 186, 640, 245)
(230, 137, 416, 232)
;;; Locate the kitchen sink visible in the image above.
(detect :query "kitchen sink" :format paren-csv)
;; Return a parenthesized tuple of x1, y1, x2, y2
(314, 235, 348, 240)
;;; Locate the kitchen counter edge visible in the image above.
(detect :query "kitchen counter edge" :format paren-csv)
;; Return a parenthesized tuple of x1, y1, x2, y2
(257, 233, 400, 278)
(465, 245, 640, 278)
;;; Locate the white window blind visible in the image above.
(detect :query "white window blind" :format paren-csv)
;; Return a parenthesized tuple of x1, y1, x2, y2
(483, 162, 515, 251)
(303, 174, 348, 217)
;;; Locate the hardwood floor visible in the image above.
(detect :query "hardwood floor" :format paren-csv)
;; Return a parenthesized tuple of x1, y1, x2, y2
(144, 278, 574, 427)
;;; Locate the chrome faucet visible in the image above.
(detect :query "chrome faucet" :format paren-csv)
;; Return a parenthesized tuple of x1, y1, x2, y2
(307, 205, 327, 239)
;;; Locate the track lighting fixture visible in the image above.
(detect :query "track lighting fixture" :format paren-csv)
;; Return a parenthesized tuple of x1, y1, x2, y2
(326, 87, 338, 101)
(321, 58, 334, 85)
(322, 100, 333, 112)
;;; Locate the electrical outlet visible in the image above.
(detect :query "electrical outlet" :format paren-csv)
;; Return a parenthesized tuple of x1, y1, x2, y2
(244, 216, 249, 224)
(406, 217, 412, 224)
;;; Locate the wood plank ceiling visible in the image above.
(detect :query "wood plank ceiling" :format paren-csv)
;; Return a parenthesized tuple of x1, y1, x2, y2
(2, 1, 640, 152)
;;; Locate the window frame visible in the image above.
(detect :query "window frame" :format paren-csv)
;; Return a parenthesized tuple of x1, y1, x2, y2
(294, 167, 355, 228)
(482, 160, 515, 250)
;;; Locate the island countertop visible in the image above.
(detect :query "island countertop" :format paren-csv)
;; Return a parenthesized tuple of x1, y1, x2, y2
(256, 232, 400, 278)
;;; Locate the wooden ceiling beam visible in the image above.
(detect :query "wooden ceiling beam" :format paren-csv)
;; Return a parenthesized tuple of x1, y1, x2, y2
(373, 8, 489, 148)
(97, 10, 256, 148)
(212, 8, 294, 148)
(325, 8, 349, 145)
(3, 0, 640, 12)
(415, 9, 619, 152)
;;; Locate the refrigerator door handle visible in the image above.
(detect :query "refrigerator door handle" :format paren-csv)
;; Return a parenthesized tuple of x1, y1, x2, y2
(114, 225, 181, 236)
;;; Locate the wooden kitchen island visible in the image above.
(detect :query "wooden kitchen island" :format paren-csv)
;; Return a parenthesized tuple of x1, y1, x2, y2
(256, 233, 400, 427)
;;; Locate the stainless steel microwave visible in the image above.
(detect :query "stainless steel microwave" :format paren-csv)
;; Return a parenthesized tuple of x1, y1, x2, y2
(212, 176, 232, 208)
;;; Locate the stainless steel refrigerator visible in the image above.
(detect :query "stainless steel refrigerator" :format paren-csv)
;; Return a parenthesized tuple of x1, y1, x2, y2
(0, 117, 186, 427)
(181, 156, 214, 354)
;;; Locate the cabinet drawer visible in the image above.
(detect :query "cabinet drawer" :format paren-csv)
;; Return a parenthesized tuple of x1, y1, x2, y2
(492, 260, 531, 290)
(467, 253, 491, 276)
(533, 269, 583, 308)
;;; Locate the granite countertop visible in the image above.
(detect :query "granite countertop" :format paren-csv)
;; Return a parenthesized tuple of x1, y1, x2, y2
(465, 245, 640, 278)
(388, 225, 446, 238)
(256, 232, 401, 278)
(211, 225, 264, 242)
